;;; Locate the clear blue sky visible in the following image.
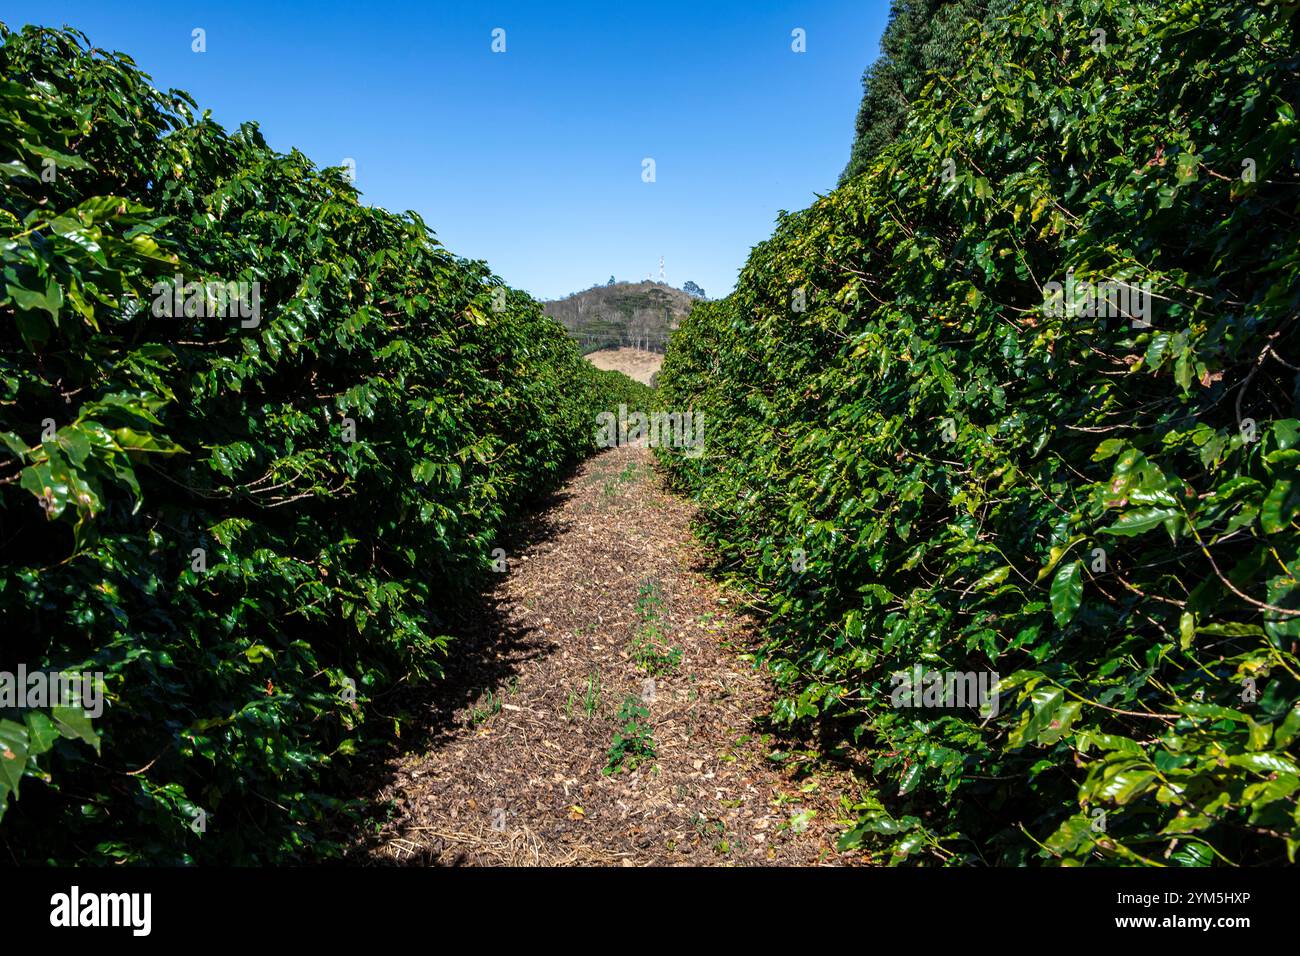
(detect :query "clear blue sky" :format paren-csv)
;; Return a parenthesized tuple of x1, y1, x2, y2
(4, 1, 889, 301)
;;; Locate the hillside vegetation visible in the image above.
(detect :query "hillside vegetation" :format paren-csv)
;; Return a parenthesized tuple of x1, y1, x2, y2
(545, 280, 695, 354)
(0, 24, 639, 863)
(660, 0, 1300, 865)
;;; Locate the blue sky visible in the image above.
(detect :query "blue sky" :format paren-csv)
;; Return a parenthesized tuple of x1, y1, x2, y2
(4, 1, 889, 301)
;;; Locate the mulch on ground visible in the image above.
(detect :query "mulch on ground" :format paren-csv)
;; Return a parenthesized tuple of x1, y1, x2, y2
(356, 444, 863, 866)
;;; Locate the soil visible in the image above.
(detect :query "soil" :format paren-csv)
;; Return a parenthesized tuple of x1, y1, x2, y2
(355, 445, 863, 866)
(584, 347, 663, 385)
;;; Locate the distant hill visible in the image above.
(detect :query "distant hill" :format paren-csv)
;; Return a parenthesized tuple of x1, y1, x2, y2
(544, 281, 700, 354)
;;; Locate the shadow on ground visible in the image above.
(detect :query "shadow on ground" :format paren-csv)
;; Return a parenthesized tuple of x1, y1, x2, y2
(332, 471, 584, 864)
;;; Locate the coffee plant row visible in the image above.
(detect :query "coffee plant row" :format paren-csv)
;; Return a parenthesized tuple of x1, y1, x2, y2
(658, 0, 1300, 865)
(0, 24, 641, 863)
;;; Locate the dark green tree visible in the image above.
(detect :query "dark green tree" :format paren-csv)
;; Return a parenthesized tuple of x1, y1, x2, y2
(841, 0, 1009, 183)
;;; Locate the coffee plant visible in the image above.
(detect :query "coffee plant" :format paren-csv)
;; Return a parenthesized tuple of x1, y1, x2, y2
(0, 24, 637, 863)
(658, 0, 1300, 865)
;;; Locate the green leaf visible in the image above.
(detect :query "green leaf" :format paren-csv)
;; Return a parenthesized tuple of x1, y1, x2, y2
(51, 706, 100, 751)
(1009, 685, 1064, 749)
(1260, 479, 1300, 534)
(0, 719, 31, 813)
(971, 565, 1010, 591)
(1097, 767, 1158, 805)
(1227, 753, 1300, 776)
(23, 711, 60, 755)
(6, 278, 63, 319)
(1275, 705, 1300, 748)
(1101, 507, 1179, 536)
(1050, 560, 1082, 627)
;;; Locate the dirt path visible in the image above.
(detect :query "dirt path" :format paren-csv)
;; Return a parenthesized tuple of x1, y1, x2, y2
(358, 445, 860, 866)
